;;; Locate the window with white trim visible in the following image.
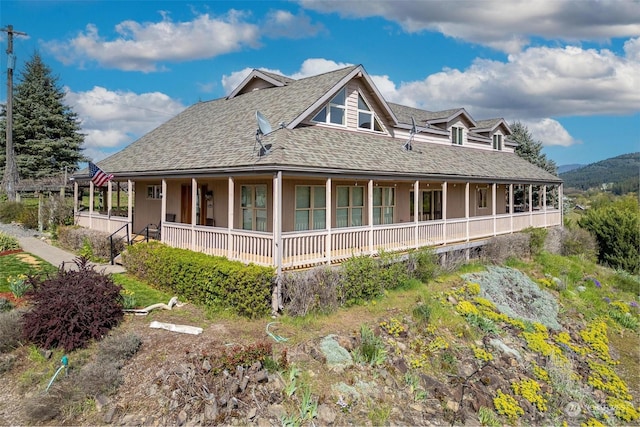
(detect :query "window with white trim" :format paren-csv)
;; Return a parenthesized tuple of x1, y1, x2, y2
(373, 187, 394, 225)
(336, 186, 364, 228)
(241, 185, 267, 231)
(312, 88, 346, 126)
(357, 94, 383, 132)
(147, 185, 162, 199)
(478, 188, 488, 209)
(493, 134, 503, 150)
(452, 127, 464, 145)
(295, 186, 326, 231)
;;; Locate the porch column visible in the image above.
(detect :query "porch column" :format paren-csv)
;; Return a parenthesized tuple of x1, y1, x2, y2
(368, 179, 374, 254)
(191, 178, 197, 250)
(542, 184, 547, 227)
(227, 177, 234, 259)
(161, 179, 167, 242)
(414, 180, 419, 248)
(272, 171, 283, 314)
(492, 183, 497, 236)
(326, 178, 332, 264)
(442, 182, 447, 245)
(509, 184, 514, 233)
(107, 181, 113, 218)
(127, 180, 133, 225)
(464, 182, 469, 242)
(528, 184, 533, 227)
(73, 180, 78, 217)
(559, 183, 564, 225)
(89, 181, 94, 228)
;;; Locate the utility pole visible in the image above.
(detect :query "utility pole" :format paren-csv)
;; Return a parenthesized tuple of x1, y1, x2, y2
(1, 25, 27, 201)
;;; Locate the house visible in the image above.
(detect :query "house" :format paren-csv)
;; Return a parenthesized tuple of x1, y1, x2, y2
(73, 65, 562, 272)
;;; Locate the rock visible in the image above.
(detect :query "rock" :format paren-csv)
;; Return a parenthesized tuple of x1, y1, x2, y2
(95, 394, 109, 411)
(247, 407, 257, 420)
(103, 407, 116, 424)
(336, 335, 355, 351)
(563, 401, 581, 418)
(176, 410, 188, 426)
(268, 404, 285, 418)
(319, 335, 353, 370)
(202, 359, 212, 372)
(446, 400, 459, 412)
(204, 401, 218, 421)
(489, 338, 522, 362)
(393, 357, 408, 374)
(317, 404, 337, 424)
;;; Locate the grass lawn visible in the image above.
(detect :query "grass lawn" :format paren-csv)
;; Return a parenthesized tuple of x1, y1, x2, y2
(111, 273, 174, 309)
(0, 253, 172, 310)
(0, 253, 57, 292)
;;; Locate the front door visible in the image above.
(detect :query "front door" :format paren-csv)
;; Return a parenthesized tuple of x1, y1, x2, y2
(181, 184, 191, 224)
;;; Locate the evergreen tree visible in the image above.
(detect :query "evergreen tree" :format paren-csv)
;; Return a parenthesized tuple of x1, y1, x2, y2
(510, 121, 557, 175)
(0, 52, 86, 180)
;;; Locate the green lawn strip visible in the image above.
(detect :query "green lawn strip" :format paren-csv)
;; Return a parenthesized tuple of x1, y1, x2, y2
(111, 273, 174, 309)
(0, 254, 57, 292)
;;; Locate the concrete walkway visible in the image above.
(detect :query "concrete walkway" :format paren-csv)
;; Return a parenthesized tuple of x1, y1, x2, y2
(17, 236, 126, 274)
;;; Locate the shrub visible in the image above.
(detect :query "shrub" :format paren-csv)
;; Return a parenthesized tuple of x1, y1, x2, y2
(282, 267, 340, 316)
(18, 205, 39, 230)
(0, 298, 14, 313)
(0, 201, 25, 223)
(412, 303, 431, 326)
(340, 254, 381, 305)
(217, 341, 272, 373)
(22, 258, 124, 351)
(561, 227, 598, 261)
(96, 332, 142, 365)
(523, 227, 548, 256)
(482, 234, 528, 264)
(121, 241, 274, 318)
(407, 246, 439, 283)
(0, 232, 20, 251)
(578, 195, 640, 274)
(0, 310, 24, 353)
(57, 226, 124, 261)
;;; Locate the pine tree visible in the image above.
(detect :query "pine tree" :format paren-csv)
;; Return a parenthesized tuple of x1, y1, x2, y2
(0, 52, 86, 180)
(510, 121, 557, 175)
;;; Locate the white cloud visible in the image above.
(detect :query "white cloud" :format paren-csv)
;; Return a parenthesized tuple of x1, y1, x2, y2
(64, 86, 186, 158)
(263, 10, 325, 39)
(43, 8, 325, 72)
(44, 11, 261, 72)
(299, 0, 640, 53)
(524, 118, 579, 147)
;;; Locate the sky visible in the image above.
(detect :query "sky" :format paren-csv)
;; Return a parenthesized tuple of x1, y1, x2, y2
(1, 0, 639, 168)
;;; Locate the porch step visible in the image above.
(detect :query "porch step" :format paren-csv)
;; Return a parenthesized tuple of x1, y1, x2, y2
(113, 253, 123, 265)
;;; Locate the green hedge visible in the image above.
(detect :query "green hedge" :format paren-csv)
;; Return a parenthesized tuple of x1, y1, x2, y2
(121, 241, 274, 318)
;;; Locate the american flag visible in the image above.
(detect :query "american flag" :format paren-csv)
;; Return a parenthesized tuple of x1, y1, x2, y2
(88, 162, 114, 187)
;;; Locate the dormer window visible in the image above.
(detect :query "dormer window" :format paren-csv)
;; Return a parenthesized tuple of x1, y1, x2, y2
(312, 88, 346, 125)
(357, 94, 383, 132)
(452, 127, 464, 145)
(493, 134, 503, 150)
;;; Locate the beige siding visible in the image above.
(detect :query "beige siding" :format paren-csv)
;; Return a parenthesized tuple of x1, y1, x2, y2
(133, 180, 163, 231)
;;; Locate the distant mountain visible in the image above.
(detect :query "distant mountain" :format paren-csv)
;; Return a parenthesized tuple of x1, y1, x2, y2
(557, 164, 585, 174)
(560, 152, 639, 193)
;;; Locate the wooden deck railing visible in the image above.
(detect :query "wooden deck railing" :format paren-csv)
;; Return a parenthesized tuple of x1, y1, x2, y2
(79, 209, 561, 269)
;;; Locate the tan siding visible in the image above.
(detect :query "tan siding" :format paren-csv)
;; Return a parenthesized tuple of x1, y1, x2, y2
(133, 180, 162, 231)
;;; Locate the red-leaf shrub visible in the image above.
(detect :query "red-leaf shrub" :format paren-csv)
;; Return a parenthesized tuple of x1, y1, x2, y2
(22, 257, 124, 351)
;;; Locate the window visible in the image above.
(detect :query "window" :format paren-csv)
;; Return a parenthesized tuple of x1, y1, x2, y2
(410, 190, 443, 221)
(295, 186, 326, 231)
(241, 185, 267, 231)
(373, 187, 394, 225)
(452, 127, 464, 145)
(357, 94, 383, 132)
(478, 188, 488, 209)
(147, 185, 161, 199)
(312, 88, 346, 126)
(336, 186, 364, 228)
(493, 134, 503, 150)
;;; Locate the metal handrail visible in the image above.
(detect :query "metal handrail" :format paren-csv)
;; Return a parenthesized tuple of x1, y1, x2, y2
(109, 223, 130, 265)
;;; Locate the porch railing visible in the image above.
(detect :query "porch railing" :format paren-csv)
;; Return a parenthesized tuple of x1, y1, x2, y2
(81, 209, 562, 269)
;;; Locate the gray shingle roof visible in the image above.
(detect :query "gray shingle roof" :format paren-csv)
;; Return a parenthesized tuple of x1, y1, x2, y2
(91, 65, 560, 184)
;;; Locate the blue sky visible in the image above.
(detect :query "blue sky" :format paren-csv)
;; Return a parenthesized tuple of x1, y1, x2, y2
(2, 0, 639, 167)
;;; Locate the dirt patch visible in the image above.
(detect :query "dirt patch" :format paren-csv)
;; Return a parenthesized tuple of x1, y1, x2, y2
(0, 249, 23, 257)
(15, 253, 41, 266)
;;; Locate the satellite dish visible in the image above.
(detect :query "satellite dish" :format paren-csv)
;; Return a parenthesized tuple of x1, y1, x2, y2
(256, 110, 273, 136)
(403, 116, 418, 151)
